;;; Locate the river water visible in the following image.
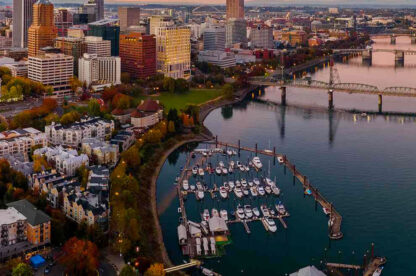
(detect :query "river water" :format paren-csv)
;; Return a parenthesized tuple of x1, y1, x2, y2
(156, 37, 416, 275)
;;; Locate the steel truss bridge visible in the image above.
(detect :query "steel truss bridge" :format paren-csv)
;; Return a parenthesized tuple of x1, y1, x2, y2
(249, 76, 416, 97)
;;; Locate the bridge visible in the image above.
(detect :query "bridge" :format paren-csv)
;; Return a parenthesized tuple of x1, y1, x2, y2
(164, 259, 201, 273)
(371, 33, 416, 44)
(333, 48, 416, 64)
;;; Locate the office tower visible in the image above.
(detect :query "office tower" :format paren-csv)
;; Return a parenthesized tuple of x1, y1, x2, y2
(250, 25, 273, 49)
(155, 25, 191, 79)
(226, 18, 247, 48)
(28, 53, 73, 98)
(226, 0, 244, 20)
(27, 0, 57, 57)
(149, 15, 173, 35)
(203, 27, 226, 51)
(78, 53, 120, 86)
(83, 36, 111, 57)
(88, 19, 119, 56)
(55, 8, 73, 37)
(54, 37, 85, 75)
(12, 0, 37, 48)
(118, 7, 140, 32)
(119, 32, 156, 79)
(75, 2, 97, 24)
(94, 0, 104, 21)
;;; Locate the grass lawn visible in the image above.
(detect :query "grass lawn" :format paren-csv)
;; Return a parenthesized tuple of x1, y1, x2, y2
(152, 88, 223, 111)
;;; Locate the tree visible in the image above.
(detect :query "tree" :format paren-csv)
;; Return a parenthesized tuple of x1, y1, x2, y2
(174, 78, 189, 93)
(222, 83, 234, 99)
(162, 77, 175, 93)
(75, 164, 89, 190)
(60, 111, 81, 125)
(70, 76, 82, 95)
(117, 95, 132, 110)
(144, 263, 165, 276)
(88, 99, 101, 116)
(120, 265, 136, 276)
(167, 120, 175, 133)
(59, 237, 99, 275)
(12, 263, 32, 276)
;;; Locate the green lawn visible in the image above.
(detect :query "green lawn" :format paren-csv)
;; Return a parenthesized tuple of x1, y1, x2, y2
(152, 88, 223, 111)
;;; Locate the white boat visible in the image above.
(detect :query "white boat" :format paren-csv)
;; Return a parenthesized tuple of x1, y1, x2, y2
(219, 187, 228, 199)
(328, 217, 335, 227)
(215, 167, 222, 175)
(203, 237, 209, 255)
(242, 187, 249, 196)
(323, 207, 331, 216)
(265, 178, 274, 186)
(196, 190, 205, 200)
(224, 182, 230, 191)
(209, 237, 216, 255)
(202, 152, 207, 157)
(244, 166, 250, 172)
(232, 150, 237, 155)
(236, 161, 242, 167)
(227, 150, 233, 156)
(250, 186, 258, 196)
(236, 205, 245, 219)
(198, 168, 205, 176)
(220, 209, 228, 221)
(190, 184, 196, 191)
(265, 185, 272, 194)
(235, 180, 241, 187)
(192, 167, 198, 175)
(272, 186, 280, 196)
(219, 161, 225, 167)
(234, 187, 243, 198)
(248, 180, 254, 187)
(222, 167, 228, 175)
(202, 209, 210, 221)
(239, 165, 245, 172)
(244, 205, 253, 218)
(230, 161, 235, 168)
(260, 205, 270, 217)
(263, 217, 277, 232)
(252, 156, 263, 169)
(372, 266, 383, 276)
(241, 179, 248, 187)
(252, 207, 260, 217)
(257, 186, 266, 196)
(196, 238, 202, 256)
(228, 166, 233, 173)
(277, 156, 284, 164)
(275, 201, 286, 215)
(211, 208, 219, 217)
(253, 178, 260, 186)
(228, 181, 235, 189)
(196, 182, 204, 190)
(182, 180, 189, 191)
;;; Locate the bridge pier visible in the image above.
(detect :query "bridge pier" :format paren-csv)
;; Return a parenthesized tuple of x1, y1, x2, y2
(362, 49, 372, 65)
(328, 89, 334, 110)
(390, 35, 396, 45)
(280, 86, 287, 106)
(395, 51, 404, 67)
(378, 94, 382, 113)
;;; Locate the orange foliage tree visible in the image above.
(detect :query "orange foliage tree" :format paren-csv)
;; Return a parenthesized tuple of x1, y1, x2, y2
(144, 263, 165, 276)
(59, 237, 99, 275)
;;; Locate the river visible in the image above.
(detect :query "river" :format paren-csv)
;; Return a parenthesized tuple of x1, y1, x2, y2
(156, 36, 416, 275)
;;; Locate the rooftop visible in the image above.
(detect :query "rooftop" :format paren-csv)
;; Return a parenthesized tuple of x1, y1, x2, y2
(0, 207, 26, 225)
(6, 199, 50, 226)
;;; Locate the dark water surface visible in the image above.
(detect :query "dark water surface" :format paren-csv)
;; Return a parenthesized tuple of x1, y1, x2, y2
(156, 37, 416, 275)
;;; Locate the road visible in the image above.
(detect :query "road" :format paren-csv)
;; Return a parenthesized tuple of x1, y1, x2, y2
(0, 97, 43, 118)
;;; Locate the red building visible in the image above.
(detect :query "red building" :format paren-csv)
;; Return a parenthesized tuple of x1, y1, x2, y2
(119, 32, 156, 79)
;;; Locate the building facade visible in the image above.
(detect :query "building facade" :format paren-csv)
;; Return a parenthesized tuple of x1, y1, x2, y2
(0, 208, 27, 247)
(27, 0, 57, 57)
(130, 99, 163, 128)
(88, 19, 120, 56)
(226, 18, 247, 48)
(28, 53, 73, 98)
(198, 50, 236, 68)
(78, 53, 121, 87)
(250, 25, 274, 49)
(226, 0, 244, 20)
(0, 128, 46, 159)
(54, 8, 73, 37)
(119, 32, 156, 79)
(83, 36, 111, 57)
(155, 25, 191, 79)
(12, 0, 37, 48)
(118, 7, 140, 32)
(54, 37, 85, 75)
(203, 27, 226, 51)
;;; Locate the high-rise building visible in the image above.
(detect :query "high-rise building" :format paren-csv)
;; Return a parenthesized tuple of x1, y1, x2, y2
(27, 0, 57, 57)
(119, 32, 156, 79)
(88, 19, 119, 56)
(149, 15, 173, 35)
(28, 53, 73, 98)
(55, 8, 73, 37)
(226, 0, 244, 20)
(155, 25, 191, 79)
(118, 7, 140, 32)
(12, 0, 37, 48)
(250, 25, 274, 49)
(226, 18, 247, 48)
(203, 27, 226, 51)
(78, 53, 120, 87)
(94, 0, 104, 21)
(83, 36, 111, 57)
(54, 37, 85, 75)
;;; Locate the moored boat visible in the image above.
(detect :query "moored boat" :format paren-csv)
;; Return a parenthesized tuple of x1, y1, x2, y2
(257, 186, 266, 196)
(219, 186, 228, 199)
(263, 217, 277, 232)
(260, 205, 270, 217)
(215, 167, 222, 175)
(182, 180, 189, 191)
(265, 185, 272, 194)
(236, 205, 245, 219)
(211, 208, 219, 217)
(252, 207, 260, 217)
(323, 207, 331, 216)
(252, 156, 263, 169)
(372, 266, 383, 276)
(198, 168, 205, 176)
(277, 156, 284, 164)
(275, 201, 286, 215)
(202, 209, 210, 221)
(272, 186, 280, 196)
(220, 209, 228, 221)
(250, 186, 258, 196)
(234, 187, 243, 198)
(244, 205, 253, 218)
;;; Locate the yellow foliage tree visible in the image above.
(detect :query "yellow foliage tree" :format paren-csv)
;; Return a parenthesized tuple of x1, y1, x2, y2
(144, 263, 165, 276)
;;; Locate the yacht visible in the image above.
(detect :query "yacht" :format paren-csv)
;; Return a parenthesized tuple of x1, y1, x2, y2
(372, 266, 383, 276)
(252, 207, 260, 217)
(260, 205, 270, 217)
(219, 161, 225, 167)
(265, 178, 274, 186)
(223, 182, 230, 191)
(323, 207, 331, 216)
(203, 237, 209, 255)
(236, 161, 242, 168)
(250, 186, 258, 197)
(211, 208, 219, 217)
(215, 167, 222, 175)
(196, 238, 202, 256)
(220, 209, 228, 221)
(253, 178, 260, 186)
(196, 182, 204, 191)
(222, 167, 228, 175)
(242, 187, 249, 196)
(257, 186, 266, 196)
(228, 166, 233, 174)
(182, 180, 189, 191)
(230, 161, 235, 168)
(219, 187, 228, 199)
(263, 217, 277, 232)
(228, 181, 235, 189)
(236, 205, 245, 219)
(252, 156, 263, 169)
(202, 151, 207, 157)
(275, 201, 286, 215)
(241, 179, 248, 187)
(272, 186, 280, 196)
(190, 184, 196, 191)
(248, 180, 254, 187)
(192, 167, 198, 175)
(234, 187, 243, 198)
(239, 165, 245, 172)
(244, 165, 250, 172)
(198, 168, 205, 176)
(227, 150, 233, 156)
(244, 205, 253, 218)
(202, 209, 210, 221)
(277, 156, 284, 164)
(265, 185, 272, 195)
(196, 190, 204, 200)
(235, 180, 241, 187)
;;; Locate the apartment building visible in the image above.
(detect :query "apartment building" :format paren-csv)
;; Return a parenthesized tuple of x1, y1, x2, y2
(81, 138, 118, 166)
(0, 128, 46, 158)
(78, 53, 121, 87)
(83, 36, 111, 57)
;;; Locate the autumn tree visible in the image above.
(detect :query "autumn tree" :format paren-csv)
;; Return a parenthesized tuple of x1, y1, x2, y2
(144, 263, 165, 276)
(120, 265, 136, 276)
(59, 237, 99, 275)
(12, 263, 32, 276)
(87, 98, 101, 117)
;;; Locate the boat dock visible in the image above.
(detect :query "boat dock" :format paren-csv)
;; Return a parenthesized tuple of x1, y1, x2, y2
(214, 139, 343, 240)
(227, 213, 290, 233)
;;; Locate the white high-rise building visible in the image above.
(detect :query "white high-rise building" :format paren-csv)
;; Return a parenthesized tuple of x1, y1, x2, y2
(78, 53, 121, 87)
(12, 0, 37, 48)
(203, 27, 226, 51)
(83, 36, 111, 57)
(28, 53, 73, 98)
